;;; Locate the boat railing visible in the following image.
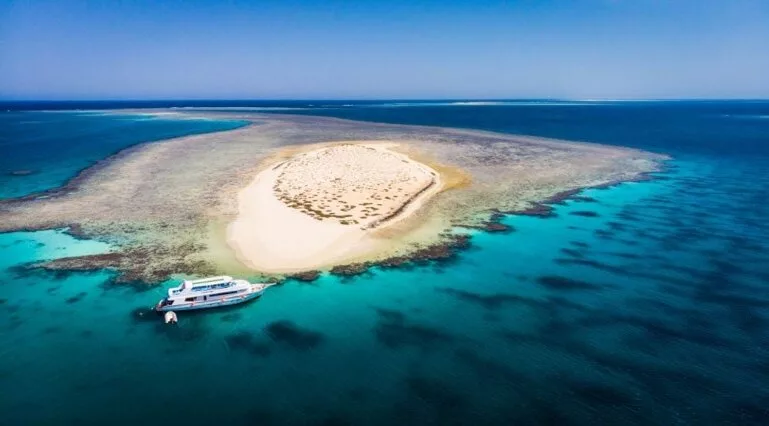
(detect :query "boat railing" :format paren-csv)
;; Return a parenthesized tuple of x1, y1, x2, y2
(169, 280, 236, 296)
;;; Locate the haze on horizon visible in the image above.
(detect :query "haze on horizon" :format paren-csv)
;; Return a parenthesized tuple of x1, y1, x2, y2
(1, 0, 768, 100)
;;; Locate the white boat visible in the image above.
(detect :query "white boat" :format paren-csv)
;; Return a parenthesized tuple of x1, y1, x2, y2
(164, 311, 178, 324)
(155, 276, 272, 312)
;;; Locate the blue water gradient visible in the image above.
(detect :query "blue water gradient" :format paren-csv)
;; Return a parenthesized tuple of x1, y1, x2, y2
(1, 102, 768, 425)
(0, 111, 246, 199)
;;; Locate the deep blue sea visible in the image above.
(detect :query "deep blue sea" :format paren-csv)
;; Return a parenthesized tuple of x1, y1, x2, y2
(1, 101, 768, 425)
(0, 110, 247, 198)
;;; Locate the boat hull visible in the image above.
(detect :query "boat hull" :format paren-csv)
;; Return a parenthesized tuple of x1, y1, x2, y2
(155, 289, 263, 312)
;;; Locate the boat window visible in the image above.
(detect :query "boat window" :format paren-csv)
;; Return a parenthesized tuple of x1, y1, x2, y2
(190, 281, 234, 292)
(211, 290, 240, 297)
(184, 297, 196, 302)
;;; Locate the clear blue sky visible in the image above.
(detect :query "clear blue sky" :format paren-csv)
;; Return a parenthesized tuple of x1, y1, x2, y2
(1, 0, 768, 100)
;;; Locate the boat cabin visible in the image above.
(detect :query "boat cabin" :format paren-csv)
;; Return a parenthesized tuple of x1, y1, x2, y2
(160, 276, 250, 307)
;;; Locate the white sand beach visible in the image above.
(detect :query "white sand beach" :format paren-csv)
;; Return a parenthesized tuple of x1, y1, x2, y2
(227, 143, 443, 273)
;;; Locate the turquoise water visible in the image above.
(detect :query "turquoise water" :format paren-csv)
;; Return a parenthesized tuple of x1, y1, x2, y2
(1, 104, 769, 425)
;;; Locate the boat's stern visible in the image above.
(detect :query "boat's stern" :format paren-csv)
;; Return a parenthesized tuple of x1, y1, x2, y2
(155, 298, 173, 312)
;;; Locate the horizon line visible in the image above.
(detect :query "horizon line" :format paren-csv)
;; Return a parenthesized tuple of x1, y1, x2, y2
(2, 97, 769, 103)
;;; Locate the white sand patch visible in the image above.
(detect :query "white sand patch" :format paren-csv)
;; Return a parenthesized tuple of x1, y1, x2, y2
(227, 143, 442, 273)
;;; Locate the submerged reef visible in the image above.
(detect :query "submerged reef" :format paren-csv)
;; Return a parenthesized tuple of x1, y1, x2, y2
(0, 112, 666, 284)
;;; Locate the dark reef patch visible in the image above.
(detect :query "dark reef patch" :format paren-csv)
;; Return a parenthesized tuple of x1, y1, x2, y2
(569, 210, 600, 217)
(408, 234, 471, 262)
(458, 213, 514, 233)
(537, 275, 605, 291)
(329, 263, 369, 277)
(554, 258, 626, 275)
(375, 322, 453, 350)
(459, 221, 513, 233)
(508, 177, 660, 220)
(593, 229, 614, 239)
(546, 296, 592, 313)
(514, 204, 557, 218)
(616, 211, 639, 221)
(374, 309, 453, 350)
(436, 287, 538, 310)
(264, 320, 324, 351)
(65, 291, 88, 304)
(374, 307, 407, 323)
(545, 188, 584, 204)
(560, 248, 585, 258)
(572, 195, 598, 203)
(376, 255, 413, 270)
(287, 270, 321, 282)
(617, 238, 639, 246)
(224, 331, 272, 357)
(453, 348, 523, 383)
(605, 251, 643, 260)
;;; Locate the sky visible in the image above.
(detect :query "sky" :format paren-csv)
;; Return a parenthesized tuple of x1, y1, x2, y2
(1, 0, 768, 100)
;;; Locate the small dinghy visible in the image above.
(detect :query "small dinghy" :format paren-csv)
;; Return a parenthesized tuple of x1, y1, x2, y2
(164, 311, 178, 324)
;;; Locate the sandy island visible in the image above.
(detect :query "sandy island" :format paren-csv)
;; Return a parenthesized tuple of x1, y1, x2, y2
(228, 143, 442, 272)
(0, 112, 667, 284)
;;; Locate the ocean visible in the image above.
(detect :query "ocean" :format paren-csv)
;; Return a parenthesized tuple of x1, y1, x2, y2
(1, 101, 768, 425)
